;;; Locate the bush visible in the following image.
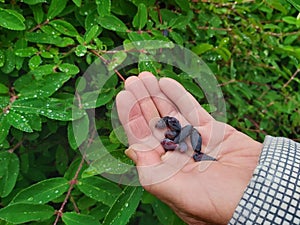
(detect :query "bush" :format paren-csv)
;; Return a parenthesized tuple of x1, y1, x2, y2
(0, 0, 299, 224)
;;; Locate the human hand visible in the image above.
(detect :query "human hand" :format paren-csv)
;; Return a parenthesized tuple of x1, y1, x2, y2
(116, 72, 263, 225)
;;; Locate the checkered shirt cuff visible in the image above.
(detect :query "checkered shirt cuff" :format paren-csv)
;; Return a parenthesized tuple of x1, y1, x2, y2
(229, 135, 300, 225)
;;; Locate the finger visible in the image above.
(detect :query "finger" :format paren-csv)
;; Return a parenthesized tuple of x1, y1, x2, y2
(124, 76, 160, 123)
(159, 78, 214, 126)
(138, 72, 178, 117)
(116, 91, 164, 165)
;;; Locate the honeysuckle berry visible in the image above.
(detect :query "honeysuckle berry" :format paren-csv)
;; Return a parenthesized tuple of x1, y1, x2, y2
(161, 138, 178, 151)
(193, 152, 217, 162)
(174, 124, 193, 143)
(191, 128, 202, 152)
(165, 130, 179, 140)
(176, 141, 188, 153)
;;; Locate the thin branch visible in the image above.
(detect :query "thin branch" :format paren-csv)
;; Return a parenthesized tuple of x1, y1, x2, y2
(53, 152, 86, 225)
(8, 139, 24, 153)
(283, 68, 300, 88)
(89, 49, 126, 82)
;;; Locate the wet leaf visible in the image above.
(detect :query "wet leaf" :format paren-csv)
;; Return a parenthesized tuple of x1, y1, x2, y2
(96, 0, 111, 17)
(0, 115, 10, 144)
(68, 114, 89, 150)
(98, 15, 128, 32)
(62, 212, 101, 225)
(11, 177, 69, 204)
(102, 185, 143, 225)
(6, 110, 33, 133)
(0, 83, 9, 94)
(0, 203, 54, 224)
(49, 20, 78, 37)
(132, 3, 147, 30)
(0, 152, 19, 197)
(0, 8, 25, 30)
(15, 47, 38, 57)
(77, 176, 122, 206)
(47, 0, 67, 19)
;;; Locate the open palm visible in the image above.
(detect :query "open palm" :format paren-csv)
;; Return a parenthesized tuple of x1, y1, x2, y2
(116, 72, 262, 225)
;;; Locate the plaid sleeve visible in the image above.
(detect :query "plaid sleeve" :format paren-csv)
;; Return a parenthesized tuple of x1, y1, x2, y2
(228, 135, 300, 225)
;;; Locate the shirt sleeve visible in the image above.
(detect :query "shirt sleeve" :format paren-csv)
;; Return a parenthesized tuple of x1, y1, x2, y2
(228, 135, 300, 225)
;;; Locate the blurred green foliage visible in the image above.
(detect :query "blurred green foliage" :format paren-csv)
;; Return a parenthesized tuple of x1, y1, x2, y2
(0, 0, 299, 224)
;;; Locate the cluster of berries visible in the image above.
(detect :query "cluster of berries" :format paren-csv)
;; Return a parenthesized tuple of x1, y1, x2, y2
(155, 116, 216, 162)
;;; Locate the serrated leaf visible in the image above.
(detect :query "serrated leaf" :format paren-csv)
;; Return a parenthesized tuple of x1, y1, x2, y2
(49, 20, 78, 37)
(47, 0, 67, 19)
(14, 73, 71, 98)
(12, 98, 86, 121)
(15, 47, 38, 57)
(77, 176, 122, 206)
(102, 186, 143, 225)
(0, 152, 19, 198)
(11, 177, 69, 204)
(98, 15, 128, 32)
(96, 0, 111, 17)
(0, 115, 10, 144)
(72, 0, 82, 7)
(68, 114, 89, 149)
(0, 8, 25, 30)
(0, 203, 54, 224)
(62, 212, 101, 225)
(6, 111, 33, 133)
(23, 0, 46, 4)
(132, 3, 147, 30)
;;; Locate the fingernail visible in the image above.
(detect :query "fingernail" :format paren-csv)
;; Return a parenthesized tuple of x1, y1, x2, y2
(125, 148, 138, 162)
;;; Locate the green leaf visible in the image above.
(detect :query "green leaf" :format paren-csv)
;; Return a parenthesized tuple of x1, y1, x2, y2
(75, 45, 87, 57)
(12, 98, 86, 121)
(49, 20, 79, 37)
(72, 0, 82, 7)
(152, 199, 186, 225)
(192, 43, 214, 55)
(14, 73, 71, 98)
(84, 25, 101, 43)
(68, 114, 89, 149)
(0, 203, 54, 224)
(77, 176, 122, 206)
(107, 51, 127, 71)
(215, 47, 231, 61)
(25, 113, 42, 131)
(30, 4, 45, 24)
(28, 55, 42, 70)
(98, 15, 128, 32)
(30, 64, 56, 80)
(132, 3, 147, 30)
(175, 0, 190, 12)
(0, 49, 5, 67)
(25, 32, 74, 47)
(287, 0, 300, 11)
(0, 115, 10, 144)
(169, 15, 190, 29)
(102, 185, 143, 225)
(62, 212, 101, 225)
(23, 0, 47, 5)
(96, 0, 111, 17)
(58, 63, 80, 75)
(15, 47, 38, 57)
(0, 8, 25, 30)
(55, 145, 68, 175)
(0, 152, 19, 197)
(47, 0, 67, 19)
(2, 49, 15, 74)
(138, 53, 157, 75)
(0, 83, 8, 94)
(11, 177, 69, 204)
(80, 88, 115, 109)
(6, 111, 33, 133)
